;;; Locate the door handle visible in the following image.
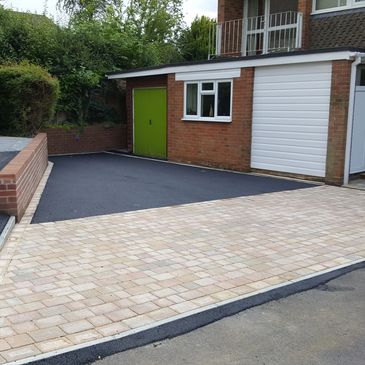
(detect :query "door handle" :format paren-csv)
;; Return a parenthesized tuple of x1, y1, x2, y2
(149, 120, 152, 125)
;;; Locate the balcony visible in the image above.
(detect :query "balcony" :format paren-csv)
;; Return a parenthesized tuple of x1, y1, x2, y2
(209, 11, 303, 59)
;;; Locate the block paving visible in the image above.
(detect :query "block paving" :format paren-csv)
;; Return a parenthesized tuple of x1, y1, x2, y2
(0, 165, 364, 363)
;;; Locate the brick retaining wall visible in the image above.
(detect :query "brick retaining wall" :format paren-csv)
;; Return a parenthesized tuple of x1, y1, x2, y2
(0, 134, 48, 221)
(45, 124, 127, 155)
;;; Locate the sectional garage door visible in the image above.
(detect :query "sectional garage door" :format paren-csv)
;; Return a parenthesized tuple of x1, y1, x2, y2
(251, 62, 332, 177)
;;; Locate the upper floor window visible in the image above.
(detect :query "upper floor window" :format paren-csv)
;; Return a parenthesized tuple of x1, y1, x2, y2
(184, 80, 232, 122)
(313, 0, 365, 13)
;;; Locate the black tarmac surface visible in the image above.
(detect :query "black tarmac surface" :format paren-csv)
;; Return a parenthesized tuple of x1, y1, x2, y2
(32, 153, 315, 223)
(94, 268, 365, 365)
(0, 151, 18, 171)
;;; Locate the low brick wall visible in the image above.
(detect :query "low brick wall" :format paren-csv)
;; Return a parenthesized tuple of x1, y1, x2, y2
(0, 134, 48, 221)
(45, 124, 127, 155)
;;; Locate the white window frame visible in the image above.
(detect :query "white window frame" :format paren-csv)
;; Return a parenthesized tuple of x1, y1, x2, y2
(312, 0, 365, 14)
(183, 80, 233, 123)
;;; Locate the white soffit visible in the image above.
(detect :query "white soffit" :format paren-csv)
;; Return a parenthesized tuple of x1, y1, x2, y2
(107, 51, 363, 80)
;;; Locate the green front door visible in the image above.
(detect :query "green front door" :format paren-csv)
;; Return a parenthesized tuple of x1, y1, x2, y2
(133, 88, 167, 159)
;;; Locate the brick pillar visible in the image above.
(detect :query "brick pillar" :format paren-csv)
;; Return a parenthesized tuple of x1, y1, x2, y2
(218, 0, 244, 22)
(298, 0, 312, 50)
(325, 60, 352, 186)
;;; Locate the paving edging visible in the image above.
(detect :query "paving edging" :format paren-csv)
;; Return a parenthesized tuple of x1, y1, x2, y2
(9, 259, 365, 365)
(0, 216, 15, 252)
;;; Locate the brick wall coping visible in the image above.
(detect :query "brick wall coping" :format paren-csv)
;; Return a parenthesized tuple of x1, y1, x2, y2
(0, 134, 47, 180)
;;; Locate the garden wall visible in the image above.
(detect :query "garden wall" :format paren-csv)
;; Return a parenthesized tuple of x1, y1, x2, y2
(0, 134, 48, 221)
(45, 124, 127, 155)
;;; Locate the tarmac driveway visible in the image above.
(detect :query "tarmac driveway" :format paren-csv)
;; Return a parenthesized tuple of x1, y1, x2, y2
(32, 153, 313, 223)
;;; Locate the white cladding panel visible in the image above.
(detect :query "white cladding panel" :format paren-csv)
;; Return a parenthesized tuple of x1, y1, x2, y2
(251, 62, 332, 177)
(350, 88, 365, 174)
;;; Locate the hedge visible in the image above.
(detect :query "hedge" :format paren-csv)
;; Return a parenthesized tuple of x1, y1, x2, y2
(0, 63, 59, 136)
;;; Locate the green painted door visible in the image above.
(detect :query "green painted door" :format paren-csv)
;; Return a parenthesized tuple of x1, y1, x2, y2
(134, 88, 167, 159)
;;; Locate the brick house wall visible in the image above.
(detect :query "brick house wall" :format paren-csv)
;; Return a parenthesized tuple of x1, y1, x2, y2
(325, 60, 352, 185)
(126, 75, 168, 151)
(218, 0, 244, 22)
(123, 61, 353, 186)
(0, 134, 48, 221)
(167, 68, 254, 171)
(298, 0, 312, 50)
(45, 124, 127, 155)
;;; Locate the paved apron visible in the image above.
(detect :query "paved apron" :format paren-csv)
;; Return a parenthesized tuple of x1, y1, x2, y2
(0, 165, 364, 364)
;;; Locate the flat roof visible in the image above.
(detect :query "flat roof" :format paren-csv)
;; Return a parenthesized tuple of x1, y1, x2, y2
(107, 47, 365, 80)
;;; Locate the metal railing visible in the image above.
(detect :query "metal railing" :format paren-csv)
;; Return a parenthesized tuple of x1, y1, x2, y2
(209, 11, 303, 59)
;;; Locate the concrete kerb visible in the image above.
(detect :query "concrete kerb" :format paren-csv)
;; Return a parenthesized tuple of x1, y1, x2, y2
(0, 216, 15, 252)
(9, 259, 365, 365)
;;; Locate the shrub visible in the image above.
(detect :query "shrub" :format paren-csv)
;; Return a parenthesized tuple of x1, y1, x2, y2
(0, 63, 59, 136)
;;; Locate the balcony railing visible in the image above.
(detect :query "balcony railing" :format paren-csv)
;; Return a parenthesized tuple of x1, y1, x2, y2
(209, 11, 303, 59)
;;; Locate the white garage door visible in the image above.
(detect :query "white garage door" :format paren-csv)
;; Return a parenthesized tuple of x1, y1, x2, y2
(251, 62, 332, 177)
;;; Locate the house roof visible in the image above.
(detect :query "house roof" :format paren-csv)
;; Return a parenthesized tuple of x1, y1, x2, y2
(106, 47, 365, 80)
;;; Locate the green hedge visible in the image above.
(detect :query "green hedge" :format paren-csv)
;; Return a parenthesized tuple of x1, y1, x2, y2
(0, 63, 59, 136)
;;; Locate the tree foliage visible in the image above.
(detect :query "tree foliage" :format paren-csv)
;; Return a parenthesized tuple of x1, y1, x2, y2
(57, 0, 123, 21)
(179, 16, 216, 61)
(0, 63, 59, 136)
(0, 1, 208, 129)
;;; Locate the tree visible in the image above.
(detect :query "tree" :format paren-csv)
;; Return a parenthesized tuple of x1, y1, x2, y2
(125, 0, 184, 44)
(0, 63, 59, 136)
(57, 0, 123, 21)
(180, 16, 216, 61)
(0, 2, 185, 128)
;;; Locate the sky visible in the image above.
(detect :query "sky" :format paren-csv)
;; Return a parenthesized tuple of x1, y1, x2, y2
(3, 0, 217, 24)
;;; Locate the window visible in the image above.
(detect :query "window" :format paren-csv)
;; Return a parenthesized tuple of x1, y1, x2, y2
(184, 80, 233, 122)
(357, 67, 365, 86)
(186, 84, 198, 116)
(313, 0, 365, 12)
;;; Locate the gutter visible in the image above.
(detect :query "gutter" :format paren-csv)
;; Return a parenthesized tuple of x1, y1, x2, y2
(343, 53, 365, 185)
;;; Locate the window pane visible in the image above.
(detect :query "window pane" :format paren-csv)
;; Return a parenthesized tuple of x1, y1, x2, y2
(359, 68, 365, 86)
(186, 84, 198, 115)
(201, 95, 215, 117)
(202, 82, 214, 91)
(316, 0, 346, 10)
(217, 82, 231, 117)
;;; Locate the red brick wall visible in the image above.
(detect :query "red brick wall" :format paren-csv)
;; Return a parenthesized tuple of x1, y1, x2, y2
(0, 134, 48, 221)
(218, 0, 244, 22)
(298, 0, 312, 50)
(126, 75, 168, 151)
(45, 124, 126, 155)
(167, 68, 254, 171)
(325, 60, 352, 185)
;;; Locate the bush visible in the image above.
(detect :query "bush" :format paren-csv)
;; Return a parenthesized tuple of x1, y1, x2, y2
(0, 63, 59, 136)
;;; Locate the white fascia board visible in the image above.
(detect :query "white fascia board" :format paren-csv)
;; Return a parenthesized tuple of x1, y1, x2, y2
(107, 51, 363, 80)
(175, 69, 241, 81)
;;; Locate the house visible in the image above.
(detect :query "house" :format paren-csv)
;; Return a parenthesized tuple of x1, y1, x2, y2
(107, 0, 365, 186)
